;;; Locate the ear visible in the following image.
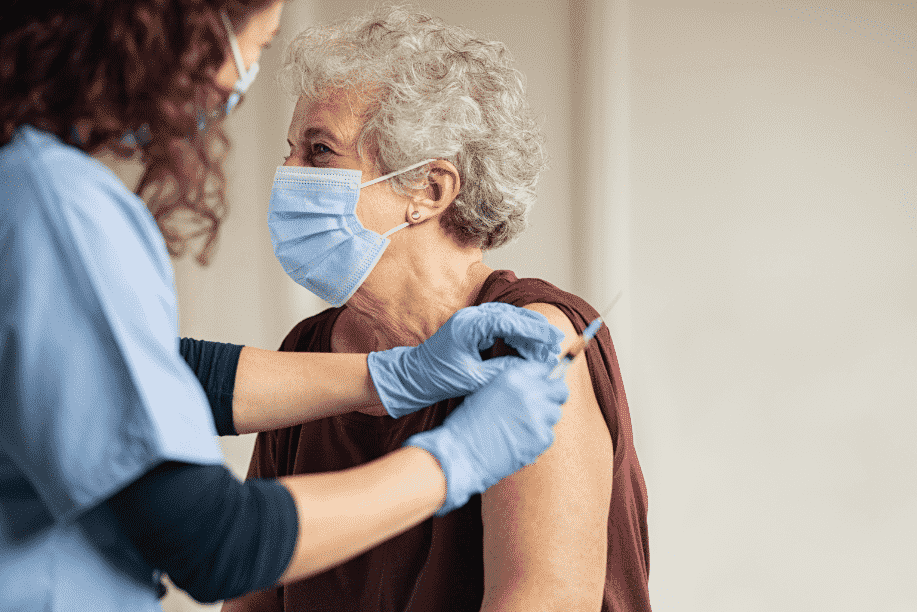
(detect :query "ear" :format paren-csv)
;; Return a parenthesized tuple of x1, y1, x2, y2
(409, 160, 460, 221)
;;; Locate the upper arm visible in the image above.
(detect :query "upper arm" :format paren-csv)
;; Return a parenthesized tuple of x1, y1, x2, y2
(480, 303, 613, 612)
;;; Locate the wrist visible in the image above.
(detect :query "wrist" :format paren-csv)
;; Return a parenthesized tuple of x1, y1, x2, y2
(367, 347, 420, 417)
(404, 430, 478, 516)
(399, 445, 448, 514)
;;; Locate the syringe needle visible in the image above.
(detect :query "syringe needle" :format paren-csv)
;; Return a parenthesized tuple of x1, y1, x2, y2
(548, 290, 623, 380)
(596, 291, 624, 323)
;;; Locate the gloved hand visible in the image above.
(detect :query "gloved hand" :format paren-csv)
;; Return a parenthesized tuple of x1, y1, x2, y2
(367, 303, 564, 419)
(403, 358, 569, 516)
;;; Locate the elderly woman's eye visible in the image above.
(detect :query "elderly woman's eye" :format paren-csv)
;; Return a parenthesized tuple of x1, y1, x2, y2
(312, 143, 333, 156)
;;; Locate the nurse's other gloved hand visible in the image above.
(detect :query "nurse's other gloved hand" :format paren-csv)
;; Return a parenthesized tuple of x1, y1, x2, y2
(403, 358, 569, 516)
(367, 303, 563, 418)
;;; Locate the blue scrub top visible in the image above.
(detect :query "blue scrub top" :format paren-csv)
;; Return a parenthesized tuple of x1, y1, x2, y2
(0, 126, 224, 610)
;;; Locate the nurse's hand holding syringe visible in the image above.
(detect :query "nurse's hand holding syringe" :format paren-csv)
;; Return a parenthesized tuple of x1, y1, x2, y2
(548, 291, 623, 381)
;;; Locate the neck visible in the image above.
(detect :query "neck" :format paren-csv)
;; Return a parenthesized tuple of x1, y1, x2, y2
(345, 244, 493, 351)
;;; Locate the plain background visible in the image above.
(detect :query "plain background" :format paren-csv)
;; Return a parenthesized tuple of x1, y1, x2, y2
(127, 0, 916, 610)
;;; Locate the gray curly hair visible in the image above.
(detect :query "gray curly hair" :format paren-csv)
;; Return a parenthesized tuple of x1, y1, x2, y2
(277, 4, 546, 249)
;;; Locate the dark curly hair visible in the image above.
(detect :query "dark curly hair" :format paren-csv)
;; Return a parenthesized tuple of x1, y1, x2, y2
(0, 0, 278, 265)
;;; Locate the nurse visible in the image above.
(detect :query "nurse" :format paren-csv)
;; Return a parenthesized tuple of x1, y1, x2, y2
(0, 1, 569, 609)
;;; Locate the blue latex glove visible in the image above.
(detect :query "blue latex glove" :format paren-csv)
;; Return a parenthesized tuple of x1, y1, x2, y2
(404, 358, 569, 515)
(367, 303, 564, 418)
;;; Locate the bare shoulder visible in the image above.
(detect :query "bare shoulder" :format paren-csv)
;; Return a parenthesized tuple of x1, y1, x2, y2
(521, 302, 579, 351)
(480, 301, 613, 609)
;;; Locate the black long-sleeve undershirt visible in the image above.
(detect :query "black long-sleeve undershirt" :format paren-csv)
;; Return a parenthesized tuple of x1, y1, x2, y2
(81, 338, 299, 602)
(101, 461, 298, 603)
(178, 337, 243, 436)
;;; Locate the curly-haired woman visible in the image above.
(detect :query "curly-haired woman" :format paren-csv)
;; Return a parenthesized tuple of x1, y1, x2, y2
(224, 5, 651, 612)
(0, 2, 573, 609)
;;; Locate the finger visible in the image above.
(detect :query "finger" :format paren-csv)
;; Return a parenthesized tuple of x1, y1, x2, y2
(504, 337, 563, 363)
(511, 358, 552, 376)
(470, 355, 519, 382)
(453, 304, 506, 351)
(484, 303, 540, 334)
(483, 302, 555, 327)
(536, 428, 556, 458)
(546, 379, 570, 405)
(546, 402, 563, 427)
(463, 304, 562, 353)
(477, 310, 564, 352)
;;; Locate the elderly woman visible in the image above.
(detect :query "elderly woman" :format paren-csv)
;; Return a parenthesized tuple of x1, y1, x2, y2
(225, 5, 650, 612)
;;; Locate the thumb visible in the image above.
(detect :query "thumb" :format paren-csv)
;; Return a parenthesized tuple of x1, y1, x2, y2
(474, 355, 526, 382)
(510, 338, 563, 364)
(546, 378, 570, 407)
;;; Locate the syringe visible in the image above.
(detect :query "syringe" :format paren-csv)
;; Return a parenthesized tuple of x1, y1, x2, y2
(548, 291, 623, 380)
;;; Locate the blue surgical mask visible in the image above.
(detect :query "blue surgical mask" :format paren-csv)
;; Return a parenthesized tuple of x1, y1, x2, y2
(268, 159, 436, 307)
(220, 10, 260, 116)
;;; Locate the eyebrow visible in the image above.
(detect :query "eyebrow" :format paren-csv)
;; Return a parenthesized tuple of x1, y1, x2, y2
(287, 127, 344, 150)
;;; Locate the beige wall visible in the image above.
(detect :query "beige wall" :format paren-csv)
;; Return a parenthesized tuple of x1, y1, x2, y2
(154, 1, 915, 610)
(627, 2, 915, 609)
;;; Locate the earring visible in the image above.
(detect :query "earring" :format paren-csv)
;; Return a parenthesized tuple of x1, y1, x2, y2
(411, 211, 421, 220)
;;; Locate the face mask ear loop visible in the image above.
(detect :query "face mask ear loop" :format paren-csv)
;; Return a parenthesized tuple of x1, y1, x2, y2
(359, 159, 438, 189)
(220, 10, 249, 82)
(381, 222, 410, 238)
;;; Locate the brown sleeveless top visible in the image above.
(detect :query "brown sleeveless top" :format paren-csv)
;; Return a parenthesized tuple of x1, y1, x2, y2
(245, 270, 651, 611)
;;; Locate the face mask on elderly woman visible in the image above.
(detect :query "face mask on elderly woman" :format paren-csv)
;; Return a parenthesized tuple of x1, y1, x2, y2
(267, 159, 436, 307)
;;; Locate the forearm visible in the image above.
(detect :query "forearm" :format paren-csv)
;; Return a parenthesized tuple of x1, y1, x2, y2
(231, 347, 380, 434)
(99, 462, 298, 604)
(276, 445, 447, 584)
